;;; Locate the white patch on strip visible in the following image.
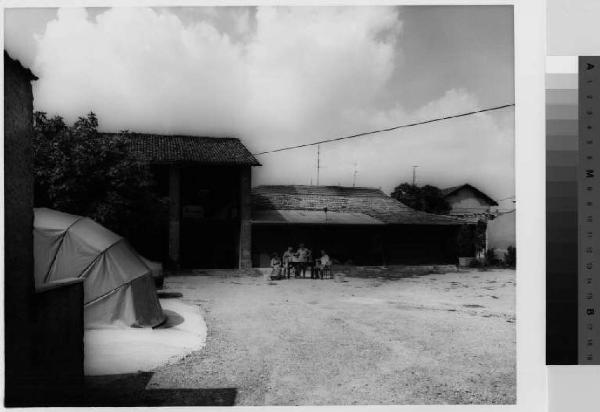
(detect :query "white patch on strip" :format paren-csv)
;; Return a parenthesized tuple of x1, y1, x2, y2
(547, 56, 579, 74)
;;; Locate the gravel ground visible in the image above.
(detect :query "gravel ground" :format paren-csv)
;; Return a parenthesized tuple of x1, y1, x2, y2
(146, 268, 516, 405)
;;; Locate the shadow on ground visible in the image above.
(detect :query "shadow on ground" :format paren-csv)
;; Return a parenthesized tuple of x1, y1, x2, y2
(8, 372, 237, 407)
(158, 309, 185, 328)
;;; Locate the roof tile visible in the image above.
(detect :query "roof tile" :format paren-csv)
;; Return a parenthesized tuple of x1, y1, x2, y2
(103, 133, 260, 166)
(252, 185, 469, 226)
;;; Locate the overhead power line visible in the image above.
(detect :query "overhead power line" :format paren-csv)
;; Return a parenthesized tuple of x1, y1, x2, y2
(252, 103, 515, 156)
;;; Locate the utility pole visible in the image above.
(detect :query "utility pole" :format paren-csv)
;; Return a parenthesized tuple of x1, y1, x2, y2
(352, 161, 358, 187)
(412, 165, 419, 186)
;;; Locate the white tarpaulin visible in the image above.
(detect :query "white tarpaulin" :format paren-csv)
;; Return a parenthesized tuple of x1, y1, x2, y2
(34, 207, 166, 329)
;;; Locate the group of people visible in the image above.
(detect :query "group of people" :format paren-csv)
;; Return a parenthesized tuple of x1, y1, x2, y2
(270, 243, 331, 280)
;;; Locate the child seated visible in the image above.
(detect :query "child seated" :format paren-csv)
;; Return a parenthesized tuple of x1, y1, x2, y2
(317, 250, 331, 279)
(282, 246, 295, 278)
(270, 253, 282, 279)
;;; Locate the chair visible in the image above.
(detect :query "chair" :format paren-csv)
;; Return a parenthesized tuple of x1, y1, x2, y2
(286, 262, 296, 279)
(315, 259, 332, 279)
(321, 263, 332, 279)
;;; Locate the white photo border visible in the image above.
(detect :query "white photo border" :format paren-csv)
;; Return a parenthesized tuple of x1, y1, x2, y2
(0, 1, 546, 411)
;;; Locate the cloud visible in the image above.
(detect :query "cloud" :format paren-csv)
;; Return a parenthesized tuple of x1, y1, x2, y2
(30, 6, 513, 199)
(33, 7, 401, 138)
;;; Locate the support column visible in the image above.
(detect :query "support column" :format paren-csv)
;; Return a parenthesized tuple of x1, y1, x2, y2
(168, 165, 181, 269)
(239, 166, 252, 269)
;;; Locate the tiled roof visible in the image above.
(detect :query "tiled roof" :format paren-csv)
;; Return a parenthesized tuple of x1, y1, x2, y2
(102, 133, 260, 166)
(441, 184, 498, 206)
(252, 185, 468, 226)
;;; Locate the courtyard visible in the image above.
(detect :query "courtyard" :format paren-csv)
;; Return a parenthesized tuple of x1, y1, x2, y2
(140, 268, 516, 405)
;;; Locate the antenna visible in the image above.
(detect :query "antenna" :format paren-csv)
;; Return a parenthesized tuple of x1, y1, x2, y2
(353, 161, 358, 187)
(412, 165, 419, 186)
(316, 145, 320, 186)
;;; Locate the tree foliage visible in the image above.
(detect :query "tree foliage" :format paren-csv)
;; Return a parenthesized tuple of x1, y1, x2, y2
(33, 111, 167, 243)
(390, 183, 451, 214)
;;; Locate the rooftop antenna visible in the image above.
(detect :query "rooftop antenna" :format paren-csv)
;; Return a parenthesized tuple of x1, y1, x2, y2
(352, 161, 359, 187)
(316, 144, 321, 186)
(412, 165, 419, 186)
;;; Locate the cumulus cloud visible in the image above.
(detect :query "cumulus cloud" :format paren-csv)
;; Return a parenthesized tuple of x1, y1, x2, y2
(30, 6, 513, 199)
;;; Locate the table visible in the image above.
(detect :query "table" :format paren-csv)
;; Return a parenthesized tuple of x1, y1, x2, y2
(287, 258, 312, 278)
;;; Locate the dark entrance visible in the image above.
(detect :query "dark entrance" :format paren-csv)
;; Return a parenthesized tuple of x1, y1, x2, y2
(180, 166, 241, 268)
(252, 224, 460, 267)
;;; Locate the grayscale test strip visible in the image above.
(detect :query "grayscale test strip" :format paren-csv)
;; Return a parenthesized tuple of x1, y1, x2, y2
(579, 56, 600, 364)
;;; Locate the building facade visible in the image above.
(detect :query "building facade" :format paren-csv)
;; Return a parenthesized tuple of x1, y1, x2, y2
(442, 183, 515, 255)
(4, 50, 38, 404)
(115, 133, 260, 269)
(251, 185, 468, 267)
(441, 184, 499, 219)
(5, 51, 85, 406)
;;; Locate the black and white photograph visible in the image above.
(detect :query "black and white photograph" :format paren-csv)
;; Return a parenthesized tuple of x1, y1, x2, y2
(4, 2, 517, 407)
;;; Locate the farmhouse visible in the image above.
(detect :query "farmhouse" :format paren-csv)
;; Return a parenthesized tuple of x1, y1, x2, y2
(441, 183, 499, 221)
(251, 185, 468, 267)
(110, 133, 261, 269)
(441, 183, 515, 254)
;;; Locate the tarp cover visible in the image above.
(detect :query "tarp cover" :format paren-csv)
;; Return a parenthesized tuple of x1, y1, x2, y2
(34, 208, 166, 329)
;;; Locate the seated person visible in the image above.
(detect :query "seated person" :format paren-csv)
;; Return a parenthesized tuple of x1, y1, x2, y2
(296, 243, 309, 277)
(270, 253, 282, 279)
(282, 246, 295, 278)
(316, 250, 331, 279)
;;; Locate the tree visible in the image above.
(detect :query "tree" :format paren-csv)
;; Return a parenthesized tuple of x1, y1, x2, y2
(33, 111, 168, 245)
(390, 183, 451, 214)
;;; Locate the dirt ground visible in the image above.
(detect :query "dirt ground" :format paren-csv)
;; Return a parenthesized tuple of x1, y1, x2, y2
(146, 268, 516, 405)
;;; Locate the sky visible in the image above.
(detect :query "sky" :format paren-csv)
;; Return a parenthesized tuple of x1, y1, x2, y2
(4, 6, 515, 208)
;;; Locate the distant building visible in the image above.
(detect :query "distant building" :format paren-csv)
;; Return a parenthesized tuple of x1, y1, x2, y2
(251, 185, 468, 267)
(441, 183, 515, 255)
(441, 183, 499, 221)
(111, 133, 261, 269)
